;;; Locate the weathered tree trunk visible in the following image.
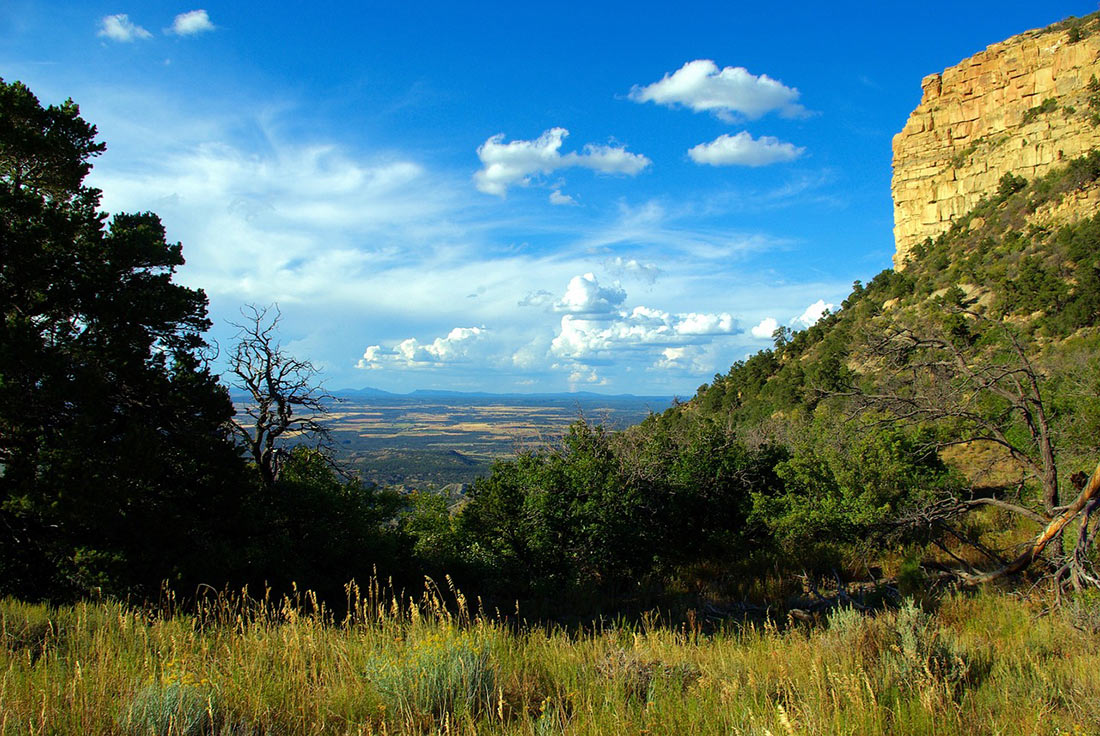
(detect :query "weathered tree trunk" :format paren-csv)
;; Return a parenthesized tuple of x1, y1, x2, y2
(961, 458, 1100, 585)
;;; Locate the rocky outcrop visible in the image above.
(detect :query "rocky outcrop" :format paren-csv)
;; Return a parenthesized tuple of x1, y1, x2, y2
(892, 17, 1100, 268)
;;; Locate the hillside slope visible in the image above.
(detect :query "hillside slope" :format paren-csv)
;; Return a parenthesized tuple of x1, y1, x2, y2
(440, 13, 1100, 602)
(648, 14, 1100, 586)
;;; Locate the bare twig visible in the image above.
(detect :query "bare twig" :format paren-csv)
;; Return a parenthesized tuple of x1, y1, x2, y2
(227, 304, 334, 488)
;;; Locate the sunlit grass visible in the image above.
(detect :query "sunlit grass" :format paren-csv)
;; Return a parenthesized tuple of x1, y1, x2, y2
(2, 582, 1098, 734)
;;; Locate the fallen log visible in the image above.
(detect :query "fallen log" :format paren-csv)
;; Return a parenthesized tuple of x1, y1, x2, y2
(958, 459, 1100, 585)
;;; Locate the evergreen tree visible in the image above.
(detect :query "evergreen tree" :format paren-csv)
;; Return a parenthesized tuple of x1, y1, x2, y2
(0, 79, 247, 598)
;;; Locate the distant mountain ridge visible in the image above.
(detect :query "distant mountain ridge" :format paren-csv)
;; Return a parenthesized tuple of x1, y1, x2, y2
(229, 385, 676, 407)
(330, 387, 676, 402)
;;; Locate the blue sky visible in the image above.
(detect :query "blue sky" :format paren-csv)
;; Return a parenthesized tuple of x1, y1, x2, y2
(3, 1, 1094, 395)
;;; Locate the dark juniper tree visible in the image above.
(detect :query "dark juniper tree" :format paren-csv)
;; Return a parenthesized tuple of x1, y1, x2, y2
(0, 79, 248, 599)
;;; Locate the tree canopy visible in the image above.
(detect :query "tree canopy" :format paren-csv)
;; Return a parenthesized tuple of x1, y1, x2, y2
(0, 78, 248, 598)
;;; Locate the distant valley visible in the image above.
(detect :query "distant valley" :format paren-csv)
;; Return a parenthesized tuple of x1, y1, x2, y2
(235, 389, 675, 488)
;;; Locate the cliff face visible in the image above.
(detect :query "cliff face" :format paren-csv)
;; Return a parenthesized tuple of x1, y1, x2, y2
(892, 17, 1100, 268)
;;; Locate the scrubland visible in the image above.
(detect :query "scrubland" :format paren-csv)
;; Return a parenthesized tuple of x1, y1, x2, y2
(3, 583, 1099, 735)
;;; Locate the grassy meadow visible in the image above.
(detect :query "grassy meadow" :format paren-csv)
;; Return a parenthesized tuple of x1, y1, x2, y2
(3, 582, 1099, 735)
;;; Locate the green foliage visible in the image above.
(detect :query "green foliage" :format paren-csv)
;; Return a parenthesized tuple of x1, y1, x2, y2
(463, 421, 657, 595)
(997, 172, 1027, 197)
(244, 447, 407, 599)
(634, 151, 1100, 586)
(896, 553, 928, 599)
(365, 629, 496, 720)
(0, 78, 249, 599)
(1021, 97, 1058, 124)
(994, 254, 1069, 316)
(0, 79, 418, 605)
(402, 490, 467, 576)
(0, 79, 105, 197)
(887, 600, 971, 690)
(121, 682, 229, 736)
(750, 412, 959, 564)
(948, 147, 974, 170)
(1064, 15, 1095, 43)
(462, 418, 785, 597)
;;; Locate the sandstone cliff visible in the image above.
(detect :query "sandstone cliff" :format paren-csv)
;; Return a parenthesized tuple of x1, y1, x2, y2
(892, 15, 1100, 268)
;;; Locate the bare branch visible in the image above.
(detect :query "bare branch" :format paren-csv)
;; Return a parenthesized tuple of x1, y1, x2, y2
(963, 497, 1050, 525)
(227, 304, 334, 488)
(959, 458, 1100, 585)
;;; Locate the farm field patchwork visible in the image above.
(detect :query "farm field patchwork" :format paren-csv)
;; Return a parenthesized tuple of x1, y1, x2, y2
(239, 392, 673, 489)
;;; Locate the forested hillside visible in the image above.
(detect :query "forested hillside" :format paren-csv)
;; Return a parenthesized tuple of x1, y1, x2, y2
(438, 156, 1100, 606)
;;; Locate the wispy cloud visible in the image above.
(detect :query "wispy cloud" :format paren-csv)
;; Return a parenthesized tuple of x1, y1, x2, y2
(549, 189, 577, 206)
(474, 127, 650, 196)
(575, 199, 791, 264)
(98, 14, 152, 42)
(518, 290, 554, 308)
(629, 60, 806, 120)
(169, 9, 215, 36)
(76, 87, 844, 392)
(688, 132, 804, 167)
(604, 256, 661, 284)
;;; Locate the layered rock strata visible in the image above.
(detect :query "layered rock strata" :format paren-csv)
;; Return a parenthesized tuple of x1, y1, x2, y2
(892, 19, 1100, 268)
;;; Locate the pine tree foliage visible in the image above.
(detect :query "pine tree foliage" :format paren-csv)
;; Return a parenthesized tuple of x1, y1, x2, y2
(0, 78, 247, 598)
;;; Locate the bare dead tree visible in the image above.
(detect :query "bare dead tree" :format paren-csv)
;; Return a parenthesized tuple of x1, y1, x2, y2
(227, 305, 333, 488)
(961, 459, 1100, 586)
(843, 302, 1100, 588)
(849, 307, 1061, 513)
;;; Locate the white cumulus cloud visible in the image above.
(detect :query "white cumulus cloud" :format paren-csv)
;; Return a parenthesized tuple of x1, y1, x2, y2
(655, 347, 689, 369)
(793, 299, 834, 328)
(169, 9, 215, 36)
(688, 132, 804, 167)
(554, 273, 626, 317)
(548, 274, 738, 361)
(629, 60, 805, 120)
(358, 327, 489, 369)
(568, 367, 606, 388)
(750, 317, 778, 339)
(675, 312, 736, 335)
(98, 14, 152, 42)
(474, 127, 650, 196)
(653, 345, 711, 371)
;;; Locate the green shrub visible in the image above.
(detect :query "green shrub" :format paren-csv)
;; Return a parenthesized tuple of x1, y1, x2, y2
(997, 172, 1027, 198)
(0, 600, 62, 660)
(886, 600, 971, 690)
(1061, 589, 1100, 633)
(896, 555, 927, 599)
(366, 628, 497, 719)
(595, 649, 701, 701)
(121, 682, 230, 736)
(1022, 98, 1058, 124)
(826, 604, 865, 638)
